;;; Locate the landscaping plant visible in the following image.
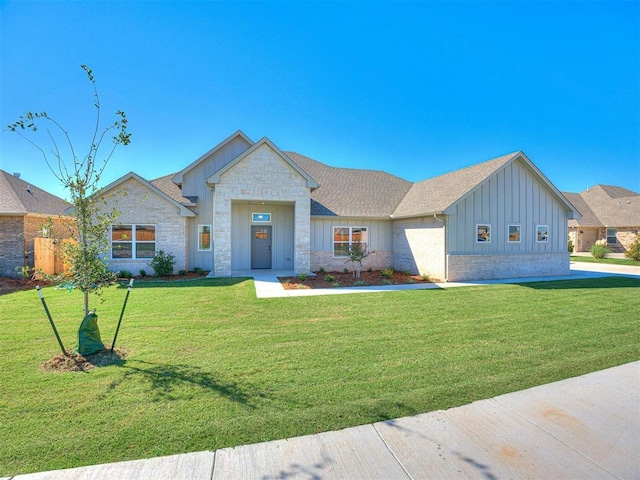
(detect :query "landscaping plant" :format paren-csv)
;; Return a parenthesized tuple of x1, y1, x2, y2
(7, 65, 131, 351)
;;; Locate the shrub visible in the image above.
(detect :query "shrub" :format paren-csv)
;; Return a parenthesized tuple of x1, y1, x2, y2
(139, 269, 147, 277)
(298, 272, 308, 281)
(407, 278, 415, 284)
(193, 267, 203, 275)
(382, 279, 393, 285)
(178, 269, 187, 276)
(590, 242, 608, 259)
(625, 233, 640, 261)
(117, 270, 133, 279)
(343, 268, 349, 274)
(380, 268, 394, 278)
(353, 280, 366, 286)
(367, 267, 372, 273)
(402, 270, 410, 276)
(148, 250, 176, 277)
(318, 267, 325, 273)
(324, 274, 336, 282)
(568, 235, 574, 253)
(421, 273, 430, 282)
(331, 282, 340, 288)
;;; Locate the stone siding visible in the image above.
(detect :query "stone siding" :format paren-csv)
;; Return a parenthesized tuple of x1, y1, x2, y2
(213, 144, 311, 276)
(447, 252, 570, 282)
(100, 178, 188, 275)
(596, 227, 639, 254)
(392, 216, 446, 280)
(310, 250, 393, 273)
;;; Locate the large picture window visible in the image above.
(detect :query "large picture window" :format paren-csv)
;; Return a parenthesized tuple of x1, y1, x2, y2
(111, 224, 156, 259)
(333, 226, 367, 257)
(198, 225, 211, 251)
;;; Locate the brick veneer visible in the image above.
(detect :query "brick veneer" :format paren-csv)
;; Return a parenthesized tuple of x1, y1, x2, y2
(213, 144, 311, 276)
(447, 252, 570, 282)
(100, 178, 188, 274)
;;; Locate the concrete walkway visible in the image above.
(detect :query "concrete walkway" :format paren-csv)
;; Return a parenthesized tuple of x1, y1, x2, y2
(243, 260, 640, 299)
(9, 361, 639, 479)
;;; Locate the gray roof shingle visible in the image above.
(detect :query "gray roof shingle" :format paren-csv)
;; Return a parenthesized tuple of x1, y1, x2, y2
(565, 185, 639, 227)
(285, 152, 413, 217)
(391, 152, 521, 217)
(0, 169, 70, 216)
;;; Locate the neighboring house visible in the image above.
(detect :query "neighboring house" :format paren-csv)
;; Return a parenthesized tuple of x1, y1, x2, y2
(0, 170, 71, 277)
(564, 185, 639, 254)
(97, 130, 580, 282)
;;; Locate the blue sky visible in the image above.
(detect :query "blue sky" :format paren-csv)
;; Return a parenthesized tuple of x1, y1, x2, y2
(1, 0, 639, 201)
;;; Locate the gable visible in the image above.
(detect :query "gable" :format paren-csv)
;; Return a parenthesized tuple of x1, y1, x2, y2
(98, 172, 195, 217)
(566, 185, 639, 227)
(207, 138, 319, 189)
(171, 130, 253, 187)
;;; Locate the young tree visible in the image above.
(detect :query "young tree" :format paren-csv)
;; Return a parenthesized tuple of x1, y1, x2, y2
(346, 242, 369, 279)
(7, 65, 131, 317)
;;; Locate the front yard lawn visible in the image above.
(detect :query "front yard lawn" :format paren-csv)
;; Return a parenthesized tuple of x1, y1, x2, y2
(1, 276, 639, 476)
(571, 255, 640, 266)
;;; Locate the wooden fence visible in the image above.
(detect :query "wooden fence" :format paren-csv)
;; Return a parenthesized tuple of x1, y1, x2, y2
(34, 238, 75, 275)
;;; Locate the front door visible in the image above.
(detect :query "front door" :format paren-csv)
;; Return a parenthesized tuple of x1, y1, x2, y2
(251, 226, 272, 269)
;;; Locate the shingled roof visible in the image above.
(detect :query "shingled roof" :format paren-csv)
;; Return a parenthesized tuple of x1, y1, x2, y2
(286, 152, 413, 217)
(565, 185, 639, 227)
(0, 169, 70, 216)
(391, 152, 522, 218)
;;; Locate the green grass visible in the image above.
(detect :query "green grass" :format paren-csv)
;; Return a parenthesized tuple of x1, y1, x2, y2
(571, 255, 640, 266)
(1, 276, 639, 476)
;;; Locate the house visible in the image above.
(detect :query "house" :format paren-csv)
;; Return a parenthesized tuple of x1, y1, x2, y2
(564, 185, 639, 254)
(97, 130, 580, 282)
(0, 170, 72, 277)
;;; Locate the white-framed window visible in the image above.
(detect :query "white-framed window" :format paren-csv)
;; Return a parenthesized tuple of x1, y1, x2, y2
(333, 226, 368, 257)
(508, 225, 521, 243)
(111, 224, 156, 259)
(606, 228, 617, 245)
(476, 224, 491, 243)
(198, 225, 211, 251)
(252, 213, 271, 223)
(536, 225, 549, 243)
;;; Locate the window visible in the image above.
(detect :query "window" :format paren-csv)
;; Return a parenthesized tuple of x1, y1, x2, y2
(476, 224, 491, 243)
(606, 228, 617, 245)
(333, 227, 367, 257)
(508, 225, 521, 243)
(198, 225, 211, 251)
(252, 213, 271, 223)
(536, 225, 549, 243)
(111, 224, 156, 259)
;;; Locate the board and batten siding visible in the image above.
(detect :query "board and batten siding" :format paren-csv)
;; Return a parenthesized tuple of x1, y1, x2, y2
(310, 217, 393, 271)
(231, 203, 295, 270)
(181, 136, 252, 271)
(447, 159, 568, 253)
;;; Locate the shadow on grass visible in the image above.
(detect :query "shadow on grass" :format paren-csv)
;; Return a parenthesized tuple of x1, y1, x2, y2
(101, 359, 264, 407)
(516, 276, 640, 290)
(115, 277, 251, 289)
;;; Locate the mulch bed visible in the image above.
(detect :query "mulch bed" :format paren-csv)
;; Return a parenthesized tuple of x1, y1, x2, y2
(279, 270, 433, 290)
(40, 347, 129, 373)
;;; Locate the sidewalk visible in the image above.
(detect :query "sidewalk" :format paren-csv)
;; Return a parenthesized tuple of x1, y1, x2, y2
(245, 260, 640, 298)
(9, 361, 639, 479)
